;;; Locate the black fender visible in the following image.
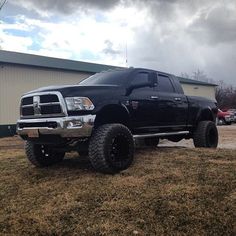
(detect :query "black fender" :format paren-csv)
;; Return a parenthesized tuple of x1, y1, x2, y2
(94, 102, 131, 129)
(195, 107, 215, 126)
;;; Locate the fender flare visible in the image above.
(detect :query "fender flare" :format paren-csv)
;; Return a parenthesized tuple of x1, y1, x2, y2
(195, 107, 214, 125)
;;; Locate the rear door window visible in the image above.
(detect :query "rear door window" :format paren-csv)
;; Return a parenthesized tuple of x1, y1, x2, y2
(130, 72, 150, 87)
(157, 74, 175, 93)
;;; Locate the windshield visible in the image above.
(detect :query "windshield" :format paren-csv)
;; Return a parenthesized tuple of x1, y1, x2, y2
(79, 69, 130, 86)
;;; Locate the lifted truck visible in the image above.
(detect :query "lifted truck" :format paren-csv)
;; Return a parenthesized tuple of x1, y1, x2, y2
(17, 68, 218, 173)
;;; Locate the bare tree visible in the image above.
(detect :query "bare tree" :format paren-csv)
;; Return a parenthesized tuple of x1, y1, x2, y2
(192, 69, 208, 81)
(181, 70, 236, 109)
(180, 72, 191, 79)
(216, 82, 236, 109)
(0, 0, 7, 11)
(181, 69, 215, 84)
(215, 81, 225, 107)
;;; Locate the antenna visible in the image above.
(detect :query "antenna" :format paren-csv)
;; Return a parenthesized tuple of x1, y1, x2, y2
(125, 41, 128, 67)
(0, 0, 7, 11)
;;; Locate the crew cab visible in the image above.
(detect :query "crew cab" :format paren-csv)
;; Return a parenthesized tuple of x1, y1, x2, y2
(17, 68, 218, 173)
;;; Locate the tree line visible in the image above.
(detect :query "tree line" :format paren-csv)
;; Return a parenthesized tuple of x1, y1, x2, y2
(181, 70, 236, 109)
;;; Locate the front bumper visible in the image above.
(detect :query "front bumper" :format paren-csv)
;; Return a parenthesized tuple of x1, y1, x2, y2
(17, 115, 96, 138)
(224, 116, 233, 122)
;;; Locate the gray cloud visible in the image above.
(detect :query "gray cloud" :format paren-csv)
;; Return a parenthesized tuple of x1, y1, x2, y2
(102, 40, 121, 56)
(14, 0, 121, 14)
(10, 0, 236, 85)
(14, 0, 183, 15)
(187, 4, 236, 45)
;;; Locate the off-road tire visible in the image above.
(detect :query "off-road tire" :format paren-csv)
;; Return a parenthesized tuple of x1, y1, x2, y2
(89, 124, 134, 174)
(193, 121, 218, 148)
(25, 141, 65, 167)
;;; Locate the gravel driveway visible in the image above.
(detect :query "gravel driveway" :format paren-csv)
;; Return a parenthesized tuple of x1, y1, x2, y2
(159, 124, 236, 149)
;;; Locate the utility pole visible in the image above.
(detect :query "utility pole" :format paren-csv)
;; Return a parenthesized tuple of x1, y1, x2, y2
(125, 41, 128, 67)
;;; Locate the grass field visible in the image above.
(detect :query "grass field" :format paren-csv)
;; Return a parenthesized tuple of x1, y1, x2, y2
(0, 143, 236, 235)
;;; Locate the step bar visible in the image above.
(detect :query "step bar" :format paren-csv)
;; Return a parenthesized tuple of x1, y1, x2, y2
(133, 131, 189, 139)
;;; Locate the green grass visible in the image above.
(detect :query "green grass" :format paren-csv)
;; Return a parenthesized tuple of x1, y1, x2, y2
(0, 147, 236, 235)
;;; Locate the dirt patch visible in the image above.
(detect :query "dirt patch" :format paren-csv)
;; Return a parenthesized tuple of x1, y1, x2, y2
(0, 136, 24, 150)
(217, 124, 236, 149)
(0, 146, 236, 235)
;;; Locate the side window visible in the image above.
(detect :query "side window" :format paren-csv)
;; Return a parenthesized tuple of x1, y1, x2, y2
(157, 74, 175, 93)
(131, 72, 149, 86)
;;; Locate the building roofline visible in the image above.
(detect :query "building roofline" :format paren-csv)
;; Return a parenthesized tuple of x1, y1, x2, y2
(0, 50, 121, 73)
(176, 76, 218, 87)
(0, 50, 218, 87)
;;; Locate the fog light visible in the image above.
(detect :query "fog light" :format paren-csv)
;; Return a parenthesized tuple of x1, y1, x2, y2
(67, 120, 82, 128)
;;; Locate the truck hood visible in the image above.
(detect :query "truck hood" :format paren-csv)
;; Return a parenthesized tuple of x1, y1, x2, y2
(24, 84, 126, 103)
(218, 111, 230, 116)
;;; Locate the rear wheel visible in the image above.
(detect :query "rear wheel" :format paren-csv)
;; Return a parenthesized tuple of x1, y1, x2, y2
(193, 121, 218, 148)
(89, 124, 134, 174)
(25, 141, 65, 167)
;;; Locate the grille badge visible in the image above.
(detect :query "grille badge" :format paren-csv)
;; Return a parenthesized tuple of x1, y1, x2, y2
(21, 92, 65, 118)
(33, 96, 41, 115)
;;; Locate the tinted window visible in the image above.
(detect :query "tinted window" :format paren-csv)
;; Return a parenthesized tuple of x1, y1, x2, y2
(157, 74, 174, 92)
(79, 69, 129, 86)
(131, 72, 149, 86)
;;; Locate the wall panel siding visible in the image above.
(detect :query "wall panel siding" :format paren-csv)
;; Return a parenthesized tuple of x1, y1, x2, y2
(181, 84, 216, 101)
(0, 64, 92, 125)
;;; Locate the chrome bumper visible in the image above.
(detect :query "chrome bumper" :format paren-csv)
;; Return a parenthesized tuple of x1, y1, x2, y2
(225, 116, 233, 122)
(17, 115, 96, 138)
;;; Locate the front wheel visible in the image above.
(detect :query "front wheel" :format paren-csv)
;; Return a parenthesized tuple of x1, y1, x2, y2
(193, 121, 218, 148)
(25, 141, 65, 167)
(89, 124, 134, 174)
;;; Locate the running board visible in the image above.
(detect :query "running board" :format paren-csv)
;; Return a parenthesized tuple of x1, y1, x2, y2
(133, 131, 189, 139)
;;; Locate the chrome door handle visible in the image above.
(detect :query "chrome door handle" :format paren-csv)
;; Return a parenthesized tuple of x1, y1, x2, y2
(150, 96, 159, 99)
(174, 97, 181, 101)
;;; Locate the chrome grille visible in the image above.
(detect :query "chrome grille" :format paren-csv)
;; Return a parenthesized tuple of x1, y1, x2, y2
(21, 92, 66, 118)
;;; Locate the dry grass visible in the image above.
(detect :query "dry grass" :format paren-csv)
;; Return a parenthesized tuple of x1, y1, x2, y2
(0, 140, 236, 236)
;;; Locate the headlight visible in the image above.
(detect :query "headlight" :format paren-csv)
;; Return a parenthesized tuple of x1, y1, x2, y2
(65, 97, 95, 111)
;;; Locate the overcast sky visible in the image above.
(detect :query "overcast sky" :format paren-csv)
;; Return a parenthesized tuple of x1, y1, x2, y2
(0, 0, 236, 85)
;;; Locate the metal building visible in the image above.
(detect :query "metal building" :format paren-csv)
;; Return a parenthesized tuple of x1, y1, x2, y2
(0, 50, 217, 137)
(177, 77, 217, 101)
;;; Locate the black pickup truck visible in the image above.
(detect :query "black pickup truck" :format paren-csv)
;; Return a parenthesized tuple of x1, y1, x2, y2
(17, 68, 218, 173)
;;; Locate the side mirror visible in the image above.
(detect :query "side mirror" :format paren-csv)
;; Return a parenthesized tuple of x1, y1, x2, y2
(126, 72, 157, 95)
(126, 82, 152, 95)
